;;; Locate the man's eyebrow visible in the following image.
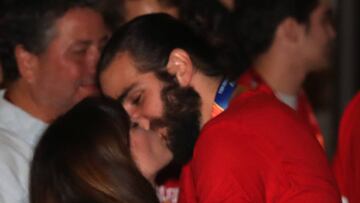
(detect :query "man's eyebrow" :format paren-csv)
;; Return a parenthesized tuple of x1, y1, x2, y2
(117, 84, 136, 103)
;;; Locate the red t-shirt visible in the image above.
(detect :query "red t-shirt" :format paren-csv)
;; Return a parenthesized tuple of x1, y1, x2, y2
(157, 178, 180, 203)
(179, 85, 340, 203)
(238, 69, 325, 148)
(332, 92, 360, 203)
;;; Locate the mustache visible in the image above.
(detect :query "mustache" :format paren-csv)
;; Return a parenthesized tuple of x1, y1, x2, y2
(150, 118, 167, 131)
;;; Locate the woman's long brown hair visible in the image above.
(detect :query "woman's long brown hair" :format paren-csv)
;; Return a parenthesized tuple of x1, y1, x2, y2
(30, 96, 159, 203)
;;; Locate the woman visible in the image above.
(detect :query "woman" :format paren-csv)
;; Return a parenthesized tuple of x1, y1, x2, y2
(30, 96, 173, 203)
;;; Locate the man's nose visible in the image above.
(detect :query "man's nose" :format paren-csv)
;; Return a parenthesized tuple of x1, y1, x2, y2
(130, 117, 151, 130)
(126, 106, 151, 130)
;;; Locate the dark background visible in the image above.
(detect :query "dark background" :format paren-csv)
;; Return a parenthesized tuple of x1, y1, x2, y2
(310, 0, 360, 158)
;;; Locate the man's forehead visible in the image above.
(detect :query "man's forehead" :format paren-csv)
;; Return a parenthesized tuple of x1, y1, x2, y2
(110, 52, 139, 75)
(100, 53, 141, 96)
(55, 8, 109, 37)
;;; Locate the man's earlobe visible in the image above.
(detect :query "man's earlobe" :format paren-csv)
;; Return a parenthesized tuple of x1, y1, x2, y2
(14, 45, 38, 83)
(166, 48, 195, 87)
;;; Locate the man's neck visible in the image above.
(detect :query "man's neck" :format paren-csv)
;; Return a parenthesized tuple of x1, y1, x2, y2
(5, 81, 55, 123)
(192, 74, 222, 127)
(254, 52, 307, 96)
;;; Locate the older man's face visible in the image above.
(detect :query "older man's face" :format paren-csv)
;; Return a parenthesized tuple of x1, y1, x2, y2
(30, 7, 110, 118)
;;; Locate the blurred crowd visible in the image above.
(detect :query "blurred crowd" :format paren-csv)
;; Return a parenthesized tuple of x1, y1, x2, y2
(0, 0, 358, 203)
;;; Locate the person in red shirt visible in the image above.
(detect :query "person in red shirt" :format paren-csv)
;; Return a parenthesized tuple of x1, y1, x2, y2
(332, 92, 360, 203)
(98, 13, 341, 202)
(233, 0, 336, 148)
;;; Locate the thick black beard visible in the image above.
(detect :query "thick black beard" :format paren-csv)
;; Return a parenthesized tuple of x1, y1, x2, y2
(150, 82, 201, 165)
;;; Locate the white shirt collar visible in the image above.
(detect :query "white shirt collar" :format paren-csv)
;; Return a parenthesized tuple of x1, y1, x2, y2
(0, 89, 47, 147)
(275, 91, 298, 110)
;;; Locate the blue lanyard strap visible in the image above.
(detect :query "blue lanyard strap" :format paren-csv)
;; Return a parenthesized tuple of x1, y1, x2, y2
(214, 78, 237, 111)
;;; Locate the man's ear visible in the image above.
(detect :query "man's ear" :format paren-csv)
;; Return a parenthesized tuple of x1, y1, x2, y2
(275, 17, 303, 46)
(14, 45, 39, 83)
(166, 48, 195, 87)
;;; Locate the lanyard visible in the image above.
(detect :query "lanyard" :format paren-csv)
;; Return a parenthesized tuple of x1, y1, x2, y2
(211, 78, 237, 118)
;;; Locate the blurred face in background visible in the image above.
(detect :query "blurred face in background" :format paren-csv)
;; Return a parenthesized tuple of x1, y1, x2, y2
(124, 0, 179, 21)
(219, 0, 235, 11)
(299, 1, 336, 71)
(28, 8, 110, 119)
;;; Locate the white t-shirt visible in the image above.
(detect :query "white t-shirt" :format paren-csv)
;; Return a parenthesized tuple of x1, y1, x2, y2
(275, 91, 298, 110)
(0, 90, 47, 203)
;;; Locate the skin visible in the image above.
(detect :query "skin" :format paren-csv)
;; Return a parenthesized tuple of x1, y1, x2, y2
(100, 50, 221, 130)
(254, 2, 336, 96)
(6, 7, 110, 123)
(124, 0, 179, 22)
(100, 47, 226, 163)
(130, 126, 173, 184)
(299, 3, 336, 71)
(100, 53, 166, 130)
(101, 52, 173, 180)
(219, 0, 235, 11)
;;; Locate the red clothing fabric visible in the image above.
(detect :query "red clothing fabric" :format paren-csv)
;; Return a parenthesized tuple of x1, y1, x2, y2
(238, 69, 325, 148)
(179, 84, 340, 203)
(158, 179, 180, 203)
(332, 92, 360, 203)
